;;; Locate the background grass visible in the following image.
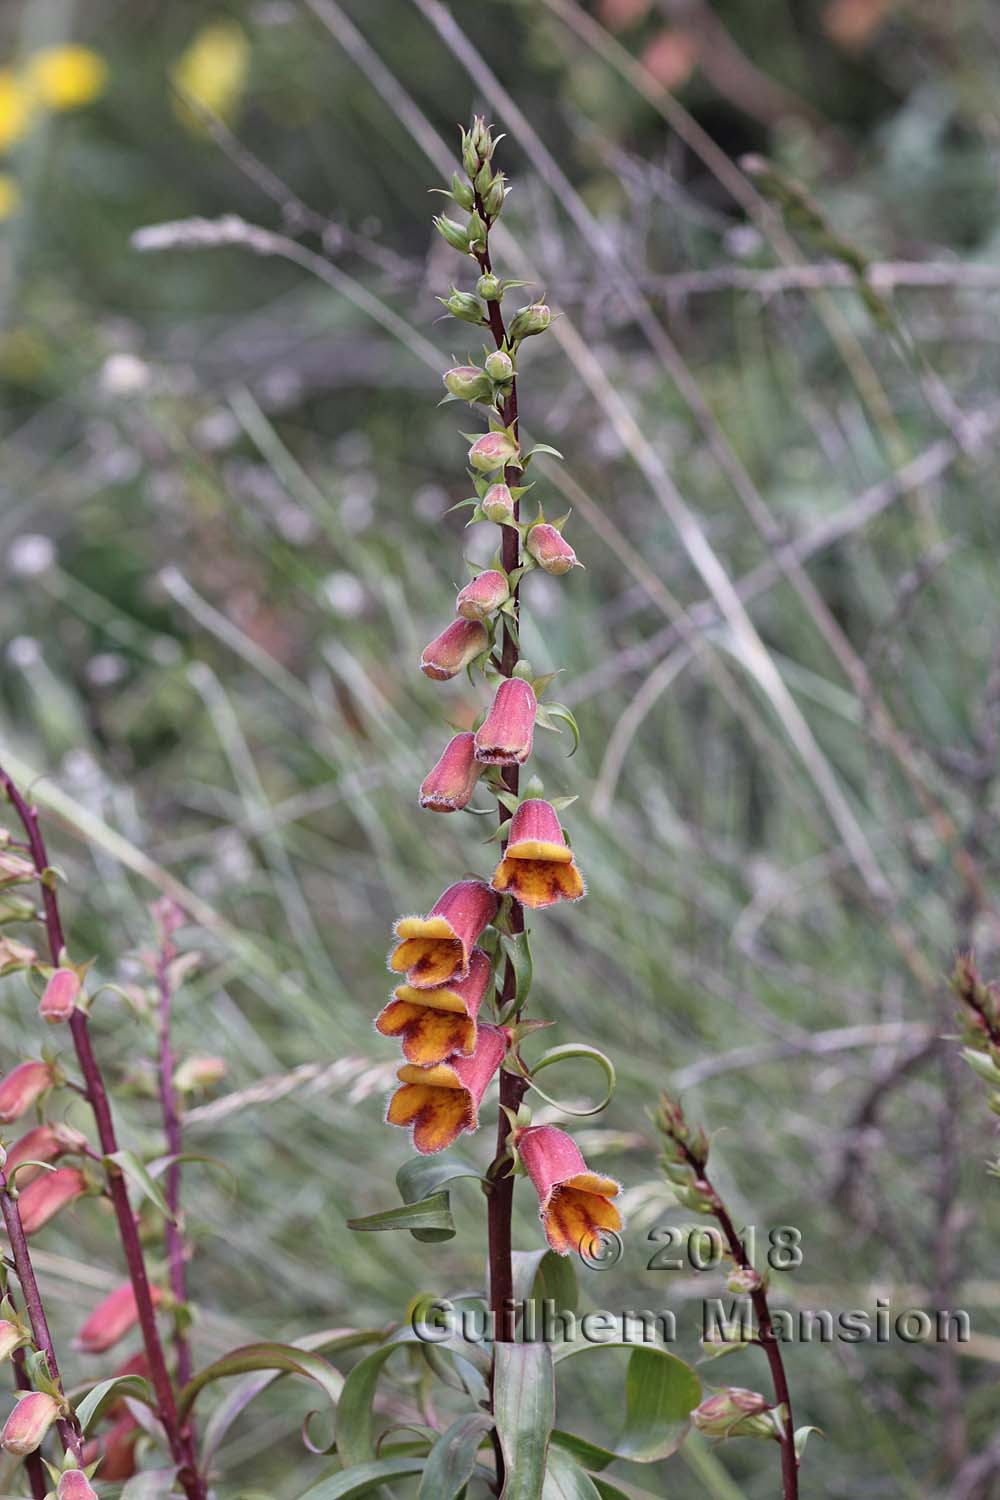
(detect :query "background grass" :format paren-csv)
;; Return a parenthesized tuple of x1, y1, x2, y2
(3, 0, 1000, 1495)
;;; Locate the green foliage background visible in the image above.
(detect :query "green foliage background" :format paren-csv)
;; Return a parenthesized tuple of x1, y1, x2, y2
(3, 0, 1000, 1495)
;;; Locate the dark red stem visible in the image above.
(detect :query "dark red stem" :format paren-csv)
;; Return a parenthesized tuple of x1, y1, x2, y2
(156, 930, 194, 1390)
(0, 1188, 84, 1464)
(0, 766, 206, 1500)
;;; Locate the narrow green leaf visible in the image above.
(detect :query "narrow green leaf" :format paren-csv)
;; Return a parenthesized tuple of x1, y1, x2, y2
(526, 1045, 616, 1117)
(297, 1457, 426, 1498)
(542, 1445, 603, 1500)
(178, 1342, 344, 1424)
(104, 1149, 174, 1222)
(418, 1412, 494, 1499)
(542, 703, 580, 756)
(335, 1332, 413, 1468)
(394, 1156, 487, 1243)
(494, 1342, 555, 1500)
(347, 1192, 455, 1238)
(552, 1345, 700, 1464)
(75, 1374, 152, 1433)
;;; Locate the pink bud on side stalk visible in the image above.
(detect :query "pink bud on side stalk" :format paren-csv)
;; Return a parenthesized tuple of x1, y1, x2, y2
(692, 1387, 774, 1439)
(508, 303, 551, 341)
(39, 967, 81, 1025)
(17, 1166, 88, 1236)
(76, 1281, 162, 1354)
(420, 618, 489, 681)
(482, 483, 516, 525)
(0, 1060, 56, 1124)
(57, 1471, 99, 1500)
(474, 677, 537, 766)
(456, 570, 509, 622)
(526, 523, 580, 576)
(0, 1390, 62, 1455)
(484, 349, 513, 379)
(0, 1320, 29, 1363)
(468, 430, 519, 473)
(173, 1055, 227, 1092)
(443, 365, 490, 402)
(419, 732, 482, 814)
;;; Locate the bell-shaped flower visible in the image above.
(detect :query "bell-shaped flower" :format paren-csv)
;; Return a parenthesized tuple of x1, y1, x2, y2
(386, 1023, 506, 1154)
(514, 1124, 622, 1258)
(420, 618, 489, 681)
(456, 570, 509, 623)
(491, 799, 584, 910)
(75, 1281, 161, 1354)
(389, 880, 497, 990)
(474, 677, 536, 766)
(376, 947, 491, 1066)
(17, 1166, 88, 1236)
(526, 523, 580, 576)
(39, 967, 80, 1024)
(0, 1390, 62, 1455)
(0, 1061, 56, 1124)
(3, 1124, 84, 1187)
(419, 732, 482, 814)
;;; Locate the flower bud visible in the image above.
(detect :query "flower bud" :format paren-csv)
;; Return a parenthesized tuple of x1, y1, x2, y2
(456, 570, 509, 623)
(443, 365, 490, 403)
(508, 303, 551, 341)
(420, 618, 489, 681)
(433, 215, 471, 253)
(484, 350, 513, 381)
(76, 1281, 161, 1355)
(419, 732, 483, 814)
(17, 1166, 88, 1236)
(0, 1061, 56, 1124)
(0, 1320, 29, 1364)
(0, 937, 37, 972)
(526, 523, 580, 576)
(1, 1390, 62, 1455)
(692, 1388, 773, 1439)
(39, 967, 81, 1025)
(173, 1055, 227, 1093)
(477, 274, 502, 302)
(4, 1125, 74, 1186)
(482, 174, 506, 218)
(468, 431, 519, 474)
(482, 483, 516, 524)
(443, 291, 485, 325)
(474, 677, 537, 766)
(726, 1266, 763, 1295)
(450, 171, 474, 211)
(57, 1470, 99, 1500)
(466, 212, 487, 250)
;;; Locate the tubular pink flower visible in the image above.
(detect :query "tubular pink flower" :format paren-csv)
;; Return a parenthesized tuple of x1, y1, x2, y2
(75, 1281, 161, 1354)
(474, 677, 537, 766)
(57, 1471, 99, 1500)
(491, 799, 584, 910)
(0, 1060, 56, 1124)
(419, 732, 482, 813)
(376, 947, 491, 1066)
(527, 523, 579, 576)
(420, 618, 489, 681)
(389, 880, 498, 990)
(0, 1390, 62, 1456)
(513, 1124, 623, 1258)
(3, 1125, 74, 1187)
(386, 1023, 507, 1153)
(456, 570, 510, 623)
(17, 1166, 88, 1236)
(468, 430, 519, 473)
(39, 966, 80, 1024)
(0, 1320, 29, 1363)
(482, 483, 515, 524)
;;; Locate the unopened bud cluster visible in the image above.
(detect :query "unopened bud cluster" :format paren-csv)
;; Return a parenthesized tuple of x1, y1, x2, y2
(655, 1091, 715, 1213)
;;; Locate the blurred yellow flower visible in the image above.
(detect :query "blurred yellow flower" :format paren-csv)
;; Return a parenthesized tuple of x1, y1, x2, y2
(0, 173, 20, 220)
(25, 45, 108, 111)
(0, 70, 31, 151)
(171, 21, 250, 129)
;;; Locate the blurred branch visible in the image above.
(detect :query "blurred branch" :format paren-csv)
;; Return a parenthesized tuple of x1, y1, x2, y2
(672, 1022, 935, 1089)
(643, 261, 1000, 298)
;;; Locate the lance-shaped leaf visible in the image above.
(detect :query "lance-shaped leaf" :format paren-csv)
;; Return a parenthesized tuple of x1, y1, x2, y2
(103, 1149, 174, 1222)
(511, 1249, 579, 1340)
(178, 1342, 345, 1424)
(551, 1345, 700, 1465)
(297, 1456, 427, 1498)
(494, 1341, 555, 1500)
(347, 1191, 456, 1239)
(75, 1374, 153, 1433)
(418, 1411, 494, 1499)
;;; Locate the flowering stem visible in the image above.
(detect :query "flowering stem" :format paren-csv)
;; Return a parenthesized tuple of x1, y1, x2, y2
(0, 766, 206, 1500)
(0, 1170, 84, 1464)
(155, 919, 194, 1391)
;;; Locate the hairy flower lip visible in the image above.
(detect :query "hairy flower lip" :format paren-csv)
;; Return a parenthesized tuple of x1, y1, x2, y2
(386, 1023, 507, 1154)
(491, 799, 584, 910)
(376, 948, 491, 1066)
(514, 1124, 622, 1257)
(388, 881, 498, 990)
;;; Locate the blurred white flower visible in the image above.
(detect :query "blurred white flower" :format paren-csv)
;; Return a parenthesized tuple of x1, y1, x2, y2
(321, 571, 366, 619)
(9, 533, 55, 577)
(7, 635, 40, 667)
(99, 353, 151, 397)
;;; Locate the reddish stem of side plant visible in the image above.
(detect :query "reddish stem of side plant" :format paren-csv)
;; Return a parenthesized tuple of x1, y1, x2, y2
(0, 766, 206, 1500)
(679, 1145, 799, 1500)
(156, 930, 194, 1390)
(0, 1186, 84, 1465)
